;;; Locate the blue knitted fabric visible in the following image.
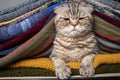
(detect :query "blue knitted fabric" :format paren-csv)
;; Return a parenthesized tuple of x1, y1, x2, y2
(0, 12, 55, 57)
(0, 3, 64, 57)
(0, 3, 64, 43)
(0, 46, 18, 57)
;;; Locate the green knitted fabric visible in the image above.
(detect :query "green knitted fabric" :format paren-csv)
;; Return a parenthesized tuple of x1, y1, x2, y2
(0, 64, 120, 77)
(95, 64, 120, 74)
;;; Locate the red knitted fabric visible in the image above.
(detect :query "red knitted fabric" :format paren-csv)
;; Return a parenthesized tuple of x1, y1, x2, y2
(94, 30, 120, 44)
(94, 10, 120, 28)
(0, 12, 52, 51)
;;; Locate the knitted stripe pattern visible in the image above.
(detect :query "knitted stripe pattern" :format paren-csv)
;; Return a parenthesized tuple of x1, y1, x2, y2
(0, 13, 52, 57)
(1, 54, 119, 77)
(0, 0, 54, 22)
(0, 8, 49, 42)
(86, 0, 120, 52)
(0, 45, 18, 57)
(96, 0, 120, 10)
(0, 0, 58, 27)
(0, 0, 120, 76)
(8, 54, 120, 71)
(94, 13, 120, 52)
(0, 12, 52, 51)
(0, 17, 55, 68)
(1, 64, 120, 77)
(92, 7, 120, 52)
(0, 3, 62, 42)
(86, 0, 120, 19)
(0, 0, 38, 15)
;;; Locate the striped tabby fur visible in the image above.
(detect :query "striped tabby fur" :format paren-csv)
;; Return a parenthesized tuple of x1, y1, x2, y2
(50, 2, 98, 79)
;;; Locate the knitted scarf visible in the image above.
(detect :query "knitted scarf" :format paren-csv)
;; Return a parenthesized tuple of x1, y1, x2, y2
(0, 3, 62, 42)
(0, 0, 52, 22)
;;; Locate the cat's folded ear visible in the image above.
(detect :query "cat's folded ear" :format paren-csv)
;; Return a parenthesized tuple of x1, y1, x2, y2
(54, 6, 60, 14)
(54, 4, 68, 14)
(81, 2, 94, 13)
(88, 5, 94, 13)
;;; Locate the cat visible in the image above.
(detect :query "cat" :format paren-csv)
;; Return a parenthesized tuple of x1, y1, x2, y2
(50, 1, 98, 79)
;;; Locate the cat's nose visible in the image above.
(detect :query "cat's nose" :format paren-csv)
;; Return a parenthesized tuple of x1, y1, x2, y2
(72, 23, 77, 27)
(70, 19, 78, 27)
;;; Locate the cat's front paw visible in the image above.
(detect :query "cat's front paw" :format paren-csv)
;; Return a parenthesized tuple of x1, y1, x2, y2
(55, 65, 71, 80)
(79, 63, 95, 77)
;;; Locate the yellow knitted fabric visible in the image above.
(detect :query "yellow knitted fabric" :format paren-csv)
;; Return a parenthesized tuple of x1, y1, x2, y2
(10, 53, 120, 71)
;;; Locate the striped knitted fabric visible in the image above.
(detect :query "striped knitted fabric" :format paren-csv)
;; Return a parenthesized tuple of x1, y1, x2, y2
(0, 45, 18, 57)
(0, 0, 37, 15)
(96, 0, 120, 10)
(92, 8, 120, 52)
(0, 0, 58, 27)
(94, 14, 120, 52)
(0, 54, 119, 77)
(86, 0, 120, 18)
(0, 3, 61, 42)
(6, 54, 120, 71)
(0, 16, 55, 67)
(0, 14, 51, 57)
(0, 0, 120, 77)
(0, 3, 63, 52)
(0, 0, 55, 22)
(86, 0, 120, 52)
(0, 12, 51, 51)
(0, 64, 120, 77)
(0, 13, 54, 57)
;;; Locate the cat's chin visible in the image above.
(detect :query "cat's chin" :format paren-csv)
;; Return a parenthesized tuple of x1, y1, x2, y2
(68, 31, 81, 38)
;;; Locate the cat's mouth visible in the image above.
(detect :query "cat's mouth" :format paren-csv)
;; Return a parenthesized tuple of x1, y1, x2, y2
(68, 30, 82, 37)
(70, 30, 80, 33)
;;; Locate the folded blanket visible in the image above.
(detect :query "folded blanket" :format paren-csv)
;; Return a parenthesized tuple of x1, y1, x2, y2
(0, 53, 119, 77)
(0, 3, 61, 42)
(0, 0, 120, 75)
(0, 14, 51, 57)
(0, 12, 52, 51)
(6, 54, 120, 71)
(94, 10, 120, 52)
(85, 0, 120, 53)
(0, 0, 56, 27)
(0, 0, 52, 22)
(0, 3, 64, 52)
(0, 16, 55, 67)
(96, 0, 120, 10)
(0, 0, 37, 15)
(0, 45, 18, 57)
(0, 13, 54, 57)
(86, 0, 120, 18)
(1, 64, 120, 77)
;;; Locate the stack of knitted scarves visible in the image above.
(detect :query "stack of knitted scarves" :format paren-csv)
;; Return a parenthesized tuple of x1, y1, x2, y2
(0, 0, 120, 77)
(0, 2, 64, 57)
(96, 0, 120, 10)
(86, 0, 120, 53)
(0, 53, 120, 77)
(0, 0, 62, 23)
(0, 1, 64, 66)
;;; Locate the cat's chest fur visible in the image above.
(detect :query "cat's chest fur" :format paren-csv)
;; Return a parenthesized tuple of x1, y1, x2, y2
(53, 34, 96, 61)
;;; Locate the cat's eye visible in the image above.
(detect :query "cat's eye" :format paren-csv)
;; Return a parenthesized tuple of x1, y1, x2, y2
(79, 17, 84, 20)
(63, 18, 69, 21)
